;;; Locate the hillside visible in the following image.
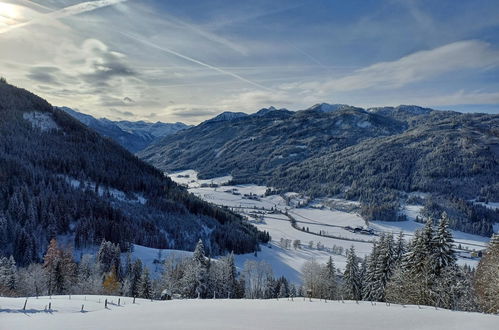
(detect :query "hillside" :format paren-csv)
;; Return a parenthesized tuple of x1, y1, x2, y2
(1, 296, 497, 330)
(0, 82, 267, 266)
(62, 107, 189, 152)
(139, 106, 405, 182)
(138, 105, 499, 236)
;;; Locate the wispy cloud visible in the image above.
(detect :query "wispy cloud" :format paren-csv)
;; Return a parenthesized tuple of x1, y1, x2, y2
(321, 40, 499, 92)
(0, 0, 129, 34)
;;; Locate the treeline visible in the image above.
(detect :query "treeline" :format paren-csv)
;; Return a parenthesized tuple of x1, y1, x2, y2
(0, 82, 269, 265)
(2, 215, 497, 314)
(0, 239, 290, 300)
(299, 213, 497, 313)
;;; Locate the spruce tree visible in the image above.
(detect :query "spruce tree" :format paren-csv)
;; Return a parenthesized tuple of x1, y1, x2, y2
(362, 240, 379, 301)
(321, 256, 337, 300)
(431, 212, 456, 276)
(343, 246, 361, 300)
(372, 233, 396, 301)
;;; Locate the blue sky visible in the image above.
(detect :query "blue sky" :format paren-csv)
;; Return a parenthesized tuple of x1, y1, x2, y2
(1, 0, 498, 123)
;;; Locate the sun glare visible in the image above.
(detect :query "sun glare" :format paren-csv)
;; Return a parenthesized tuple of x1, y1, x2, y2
(0, 2, 19, 25)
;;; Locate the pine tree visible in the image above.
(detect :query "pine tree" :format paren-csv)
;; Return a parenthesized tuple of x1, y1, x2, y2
(343, 246, 361, 300)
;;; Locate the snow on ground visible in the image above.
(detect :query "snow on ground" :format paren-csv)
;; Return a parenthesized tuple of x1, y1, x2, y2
(130, 245, 193, 277)
(164, 171, 489, 280)
(1, 296, 497, 330)
(472, 201, 499, 210)
(168, 169, 232, 188)
(62, 176, 147, 205)
(23, 111, 60, 131)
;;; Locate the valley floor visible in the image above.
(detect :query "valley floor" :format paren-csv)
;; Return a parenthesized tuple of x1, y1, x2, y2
(1, 295, 497, 330)
(164, 170, 490, 283)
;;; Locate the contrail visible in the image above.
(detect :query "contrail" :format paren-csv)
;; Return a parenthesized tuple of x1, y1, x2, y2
(161, 13, 248, 55)
(0, 0, 129, 34)
(119, 31, 273, 91)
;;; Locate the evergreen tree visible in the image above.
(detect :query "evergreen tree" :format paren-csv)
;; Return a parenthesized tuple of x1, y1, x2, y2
(0, 256, 16, 295)
(183, 239, 209, 298)
(394, 231, 406, 263)
(97, 240, 121, 275)
(362, 241, 379, 301)
(343, 246, 361, 300)
(321, 256, 337, 300)
(372, 233, 396, 301)
(130, 259, 143, 297)
(139, 267, 153, 299)
(431, 213, 456, 276)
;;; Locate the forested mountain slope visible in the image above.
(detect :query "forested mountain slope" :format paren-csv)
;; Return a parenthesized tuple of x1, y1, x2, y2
(139, 106, 405, 182)
(62, 107, 189, 152)
(139, 104, 499, 236)
(0, 82, 267, 265)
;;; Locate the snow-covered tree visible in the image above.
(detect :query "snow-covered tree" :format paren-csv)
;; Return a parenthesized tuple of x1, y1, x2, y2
(242, 260, 273, 299)
(372, 233, 396, 301)
(301, 259, 322, 298)
(343, 246, 361, 300)
(182, 240, 209, 298)
(0, 256, 16, 295)
(16, 263, 46, 297)
(320, 256, 337, 300)
(362, 240, 379, 301)
(97, 240, 121, 275)
(431, 213, 456, 276)
(76, 254, 101, 294)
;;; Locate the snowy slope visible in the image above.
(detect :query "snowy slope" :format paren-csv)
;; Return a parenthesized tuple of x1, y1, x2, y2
(1, 296, 497, 330)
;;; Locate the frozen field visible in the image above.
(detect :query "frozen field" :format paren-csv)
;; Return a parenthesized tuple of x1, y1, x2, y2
(1, 295, 497, 330)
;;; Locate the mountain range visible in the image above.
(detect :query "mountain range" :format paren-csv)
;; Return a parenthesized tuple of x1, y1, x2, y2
(61, 107, 190, 152)
(138, 104, 499, 237)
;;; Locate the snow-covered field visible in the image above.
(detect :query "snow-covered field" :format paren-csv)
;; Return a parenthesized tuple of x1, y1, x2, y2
(166, 170, 492, 280)
(1, 295, 497, 330)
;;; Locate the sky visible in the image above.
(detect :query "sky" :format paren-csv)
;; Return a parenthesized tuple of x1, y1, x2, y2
(0, 0, 498, 124)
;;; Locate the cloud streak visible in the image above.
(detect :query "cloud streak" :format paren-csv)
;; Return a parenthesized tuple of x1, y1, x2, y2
(119, 31, 273, 91)
(322, 40, 499, 92)
(0, 0, 129, 34)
